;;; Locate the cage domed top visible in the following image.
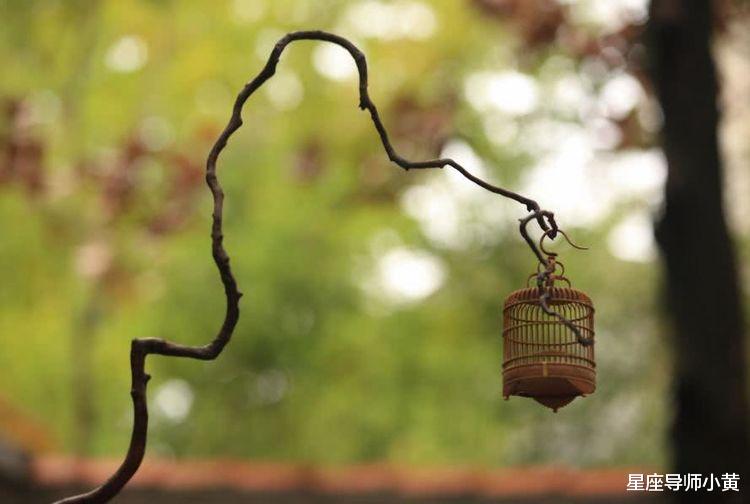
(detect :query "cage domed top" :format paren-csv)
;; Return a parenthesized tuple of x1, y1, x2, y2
(502, 271, 595, 412)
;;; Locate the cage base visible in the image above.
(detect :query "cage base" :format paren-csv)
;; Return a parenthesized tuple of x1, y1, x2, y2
(502, 363, 596, 412)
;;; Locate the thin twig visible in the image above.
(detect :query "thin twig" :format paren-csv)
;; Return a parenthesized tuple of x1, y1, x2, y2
(54, 30, 580, 503)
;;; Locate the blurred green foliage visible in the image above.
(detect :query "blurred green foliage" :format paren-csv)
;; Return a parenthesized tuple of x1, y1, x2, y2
(0, 0, 668, 468)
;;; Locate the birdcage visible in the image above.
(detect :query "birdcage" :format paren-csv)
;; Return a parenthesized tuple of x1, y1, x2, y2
(502, 263, 595, 412)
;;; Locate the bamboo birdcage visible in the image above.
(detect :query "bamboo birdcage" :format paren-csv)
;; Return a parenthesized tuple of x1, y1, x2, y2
(502, 262, 595, 412)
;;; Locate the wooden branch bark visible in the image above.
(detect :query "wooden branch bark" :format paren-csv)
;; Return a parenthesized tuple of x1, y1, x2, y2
(53, 30, 577, 503)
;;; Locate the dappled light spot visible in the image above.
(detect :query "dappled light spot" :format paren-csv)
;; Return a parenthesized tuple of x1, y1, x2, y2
(550, 74, 593, 117)
(521, 116, 666, 224)
(154, 379, 194, 423)
(105, 35, 148, 73)
(481, 114, 519, 147)
(265, 69, 304, 111)
(342, 0, 437, 41)
(440, 139, 488, 186)
(464, 71, 539, 116)
(361, 246, 446, 305)
(599, 72, 644, 120)
(401, 182, 464, 248)
(312, 42, 358, 82)
(400, 139, 514, 249)
(248, 369, 289, 407)
(74, 240, 113, 280)
(607, 211, 657, 263)
(588, 117, 622, 150)
(567, 0, 649, 34)
(602, 148, 667, 204)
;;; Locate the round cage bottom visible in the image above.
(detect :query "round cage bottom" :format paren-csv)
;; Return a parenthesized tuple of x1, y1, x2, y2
(503, 362, 595, 412)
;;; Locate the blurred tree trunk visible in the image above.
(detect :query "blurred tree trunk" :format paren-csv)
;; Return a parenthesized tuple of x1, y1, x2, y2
(647, 1, 748, 500)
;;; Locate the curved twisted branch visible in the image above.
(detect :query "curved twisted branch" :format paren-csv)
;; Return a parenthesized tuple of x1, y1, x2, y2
(54, 30, 580, 503)
(520, 214, 594, 346)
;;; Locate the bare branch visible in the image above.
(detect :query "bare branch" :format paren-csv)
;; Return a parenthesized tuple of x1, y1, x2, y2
(54, 30, 575, 503)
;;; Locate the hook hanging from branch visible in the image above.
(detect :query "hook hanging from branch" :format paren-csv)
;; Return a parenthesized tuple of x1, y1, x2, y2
(54, 30, 587, 504)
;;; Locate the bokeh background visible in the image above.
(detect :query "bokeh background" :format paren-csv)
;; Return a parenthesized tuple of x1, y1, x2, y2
(1, 0, 748, 502)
